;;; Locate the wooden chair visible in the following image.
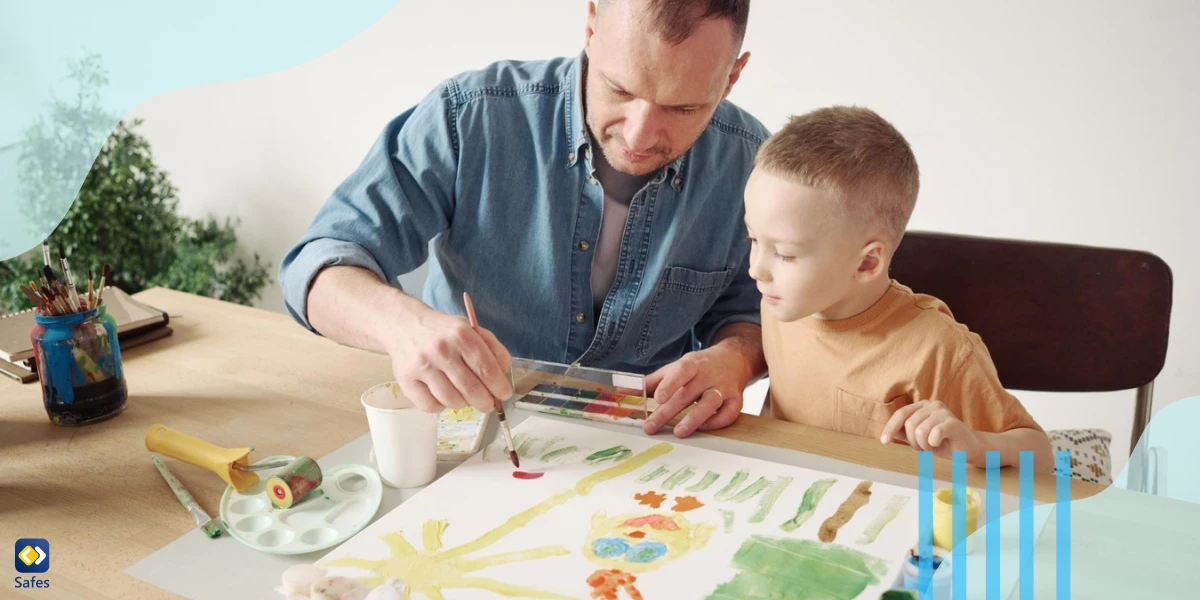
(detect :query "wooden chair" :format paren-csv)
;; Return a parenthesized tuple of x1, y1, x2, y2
(889, 231, 1173, 489)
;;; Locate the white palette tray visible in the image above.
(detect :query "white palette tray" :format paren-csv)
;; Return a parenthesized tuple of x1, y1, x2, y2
(219, 455, 383, 555)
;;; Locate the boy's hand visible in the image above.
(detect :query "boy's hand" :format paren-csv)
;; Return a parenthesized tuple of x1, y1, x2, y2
(880, 400, 983, 459)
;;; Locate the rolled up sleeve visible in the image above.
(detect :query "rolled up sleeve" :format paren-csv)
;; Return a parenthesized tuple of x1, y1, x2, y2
(279, 82, 460, 332)
(694, 249, 762, 348)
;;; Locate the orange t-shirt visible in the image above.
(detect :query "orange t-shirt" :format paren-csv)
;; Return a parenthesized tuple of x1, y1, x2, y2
(762, 281, 1041, 440)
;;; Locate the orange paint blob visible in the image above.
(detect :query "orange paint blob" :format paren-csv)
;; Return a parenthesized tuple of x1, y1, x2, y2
(671, 495, 705, 512)
(633, 491, 666, 509)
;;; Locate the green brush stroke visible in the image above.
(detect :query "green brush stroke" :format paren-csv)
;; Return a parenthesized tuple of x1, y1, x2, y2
(856, 495, 910, 545)
(662, 466, 697, 490)
(539, 436, 567, 453)
(729, 477, 772, 503)
(687, 470, 721, 492)
(638, 464, 671, 483)
(705, 536, 888, 600)
(516, 436, 538, 458)
(721, 509, 735, 534)
(540, 446, 582, 463)
(880, 590, 918, 600)
(781, 478, 837, 532)
(749, 477, 793, 523)
(585, 445, 632, 464)
(715, 470, 750, 501)
(510, 433, 528, 455)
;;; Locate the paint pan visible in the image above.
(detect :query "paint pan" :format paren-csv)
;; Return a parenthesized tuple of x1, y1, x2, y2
(265, 456, 324, 509)
(511, 358, 656, 428)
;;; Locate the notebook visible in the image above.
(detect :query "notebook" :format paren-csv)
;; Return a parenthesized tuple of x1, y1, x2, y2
(0, 286, 171, 364)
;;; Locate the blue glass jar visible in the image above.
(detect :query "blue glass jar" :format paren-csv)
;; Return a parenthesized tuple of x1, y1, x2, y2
(30, 306, 127, 425)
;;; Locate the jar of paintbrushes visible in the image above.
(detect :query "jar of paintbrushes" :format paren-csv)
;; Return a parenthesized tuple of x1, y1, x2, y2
(23, 248, 126, 425)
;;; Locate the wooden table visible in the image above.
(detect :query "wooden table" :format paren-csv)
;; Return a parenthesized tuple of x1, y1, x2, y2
(0, 288, 1109, 599)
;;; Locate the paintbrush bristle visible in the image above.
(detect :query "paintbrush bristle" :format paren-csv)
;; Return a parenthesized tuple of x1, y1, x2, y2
(200, 520, 223, 539)
(510, 450, 520, 468)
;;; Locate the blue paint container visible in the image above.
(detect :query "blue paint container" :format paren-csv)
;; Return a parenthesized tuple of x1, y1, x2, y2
(901, 546, 951, 600)
(31, 306, 127, 426)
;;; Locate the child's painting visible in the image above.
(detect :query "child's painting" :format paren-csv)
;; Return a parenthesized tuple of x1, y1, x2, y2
(318, 417, 918, 599)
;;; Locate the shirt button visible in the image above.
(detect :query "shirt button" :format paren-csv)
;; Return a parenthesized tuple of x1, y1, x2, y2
(575, 312, 586, 323)
(585, 148, 592, 159)
(578, 240, 590, 251)
(674, 178, 682, 186)
(589, 176, 599, 185)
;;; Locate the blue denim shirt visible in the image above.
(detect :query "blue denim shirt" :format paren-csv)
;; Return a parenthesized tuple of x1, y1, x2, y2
(279, 54, 769, 374)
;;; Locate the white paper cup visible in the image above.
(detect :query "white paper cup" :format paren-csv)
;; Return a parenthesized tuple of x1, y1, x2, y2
(361, 382, 437, 488)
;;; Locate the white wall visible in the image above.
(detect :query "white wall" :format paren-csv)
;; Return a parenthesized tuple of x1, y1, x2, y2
(128, 1, 1200, 474)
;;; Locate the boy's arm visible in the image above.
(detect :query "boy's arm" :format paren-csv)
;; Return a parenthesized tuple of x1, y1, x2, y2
(973, 427, 1055, 471)
(881, 338, 1056, 473)
(880, 401, 1056, 472)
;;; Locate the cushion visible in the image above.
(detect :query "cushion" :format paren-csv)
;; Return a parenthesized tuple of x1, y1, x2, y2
(1047, 428, 1113, 485)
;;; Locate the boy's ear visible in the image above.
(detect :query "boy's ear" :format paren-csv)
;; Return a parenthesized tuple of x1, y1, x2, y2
(854, 240, 889, 283)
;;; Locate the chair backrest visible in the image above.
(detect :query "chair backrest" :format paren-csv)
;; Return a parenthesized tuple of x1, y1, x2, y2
(889, 231, 1172, 392)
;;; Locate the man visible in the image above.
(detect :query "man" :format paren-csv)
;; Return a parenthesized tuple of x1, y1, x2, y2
(279, 0, 768, 438)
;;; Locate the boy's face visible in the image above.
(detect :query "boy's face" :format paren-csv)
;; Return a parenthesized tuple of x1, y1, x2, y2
(743, 168, 869, 323)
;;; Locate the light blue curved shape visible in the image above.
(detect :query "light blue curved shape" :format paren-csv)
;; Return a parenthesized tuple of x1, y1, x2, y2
(0, 1, 398, 260)
(1113, 395, 1200, 502)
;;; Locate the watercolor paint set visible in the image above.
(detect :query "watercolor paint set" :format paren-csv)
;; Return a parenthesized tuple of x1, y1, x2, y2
(509, 357, 657, 427)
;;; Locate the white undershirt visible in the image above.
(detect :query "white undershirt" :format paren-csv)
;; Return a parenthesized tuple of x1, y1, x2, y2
(590, 147, 652, 317)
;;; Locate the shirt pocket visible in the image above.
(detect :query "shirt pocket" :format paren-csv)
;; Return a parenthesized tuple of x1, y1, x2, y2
(837, 388, 910, 439)
(636, 266, 734, 361)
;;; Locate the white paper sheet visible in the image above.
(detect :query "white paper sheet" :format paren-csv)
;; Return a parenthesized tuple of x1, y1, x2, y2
(127, 410, 1036, 599)
(317, 417, 923, 600)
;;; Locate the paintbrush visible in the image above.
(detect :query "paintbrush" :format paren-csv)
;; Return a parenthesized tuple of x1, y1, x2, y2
(41, 241, 51, 267)
(463, 292, 519, 468)
(150, 454, 222, 539)
(95, 264, 111, 307)
(58, 243, 81, 312)
(39, 284, 63, 315)
(86, 270, 95, 310)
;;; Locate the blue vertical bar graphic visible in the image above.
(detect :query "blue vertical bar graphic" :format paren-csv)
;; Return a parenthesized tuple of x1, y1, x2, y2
(1056, 451, 1071, 600)
(1020, 451, 1034, 599)
(987, 451, 1000, 600)
(953, 451, 967, 600)
(920, 451, 934, 600)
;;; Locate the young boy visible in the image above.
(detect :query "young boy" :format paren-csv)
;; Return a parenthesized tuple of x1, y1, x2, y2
(746, 106, 1053, 471)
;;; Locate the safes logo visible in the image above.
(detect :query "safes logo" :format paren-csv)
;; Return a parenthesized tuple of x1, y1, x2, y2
(14, 539, 48, 574)
(14, 539, 50, 591)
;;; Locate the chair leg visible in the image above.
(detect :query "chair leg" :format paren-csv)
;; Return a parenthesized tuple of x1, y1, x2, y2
(1127, 381, 1156, 492)
(1130, 381, 1155, 454)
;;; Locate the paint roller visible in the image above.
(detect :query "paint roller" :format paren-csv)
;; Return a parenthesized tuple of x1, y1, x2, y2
(144, 424, 260, 492)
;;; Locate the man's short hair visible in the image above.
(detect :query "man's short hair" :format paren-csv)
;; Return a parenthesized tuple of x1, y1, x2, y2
(598, 0, 750, 50)
(755, 106, 920, 244)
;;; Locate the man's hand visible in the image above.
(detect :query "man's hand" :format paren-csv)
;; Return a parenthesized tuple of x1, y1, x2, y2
(880, 400, 984, 460)
(385, 305, 513, 414)
(643, 345, 751, 438)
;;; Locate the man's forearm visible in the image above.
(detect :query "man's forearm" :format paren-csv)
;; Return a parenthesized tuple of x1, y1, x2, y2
(306, 265, 428, 354)
(709, 321, 767, 386)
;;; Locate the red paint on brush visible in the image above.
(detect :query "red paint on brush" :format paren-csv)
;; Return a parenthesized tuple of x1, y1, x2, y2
(512, 470, 544, 480)
(510, 450, 521, 468)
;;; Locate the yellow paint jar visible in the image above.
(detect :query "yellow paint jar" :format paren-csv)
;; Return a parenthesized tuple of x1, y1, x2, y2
(932, 487, 980, 553)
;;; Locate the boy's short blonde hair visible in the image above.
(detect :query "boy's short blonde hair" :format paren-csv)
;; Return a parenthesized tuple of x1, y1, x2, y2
(755, 106, 919, 244)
